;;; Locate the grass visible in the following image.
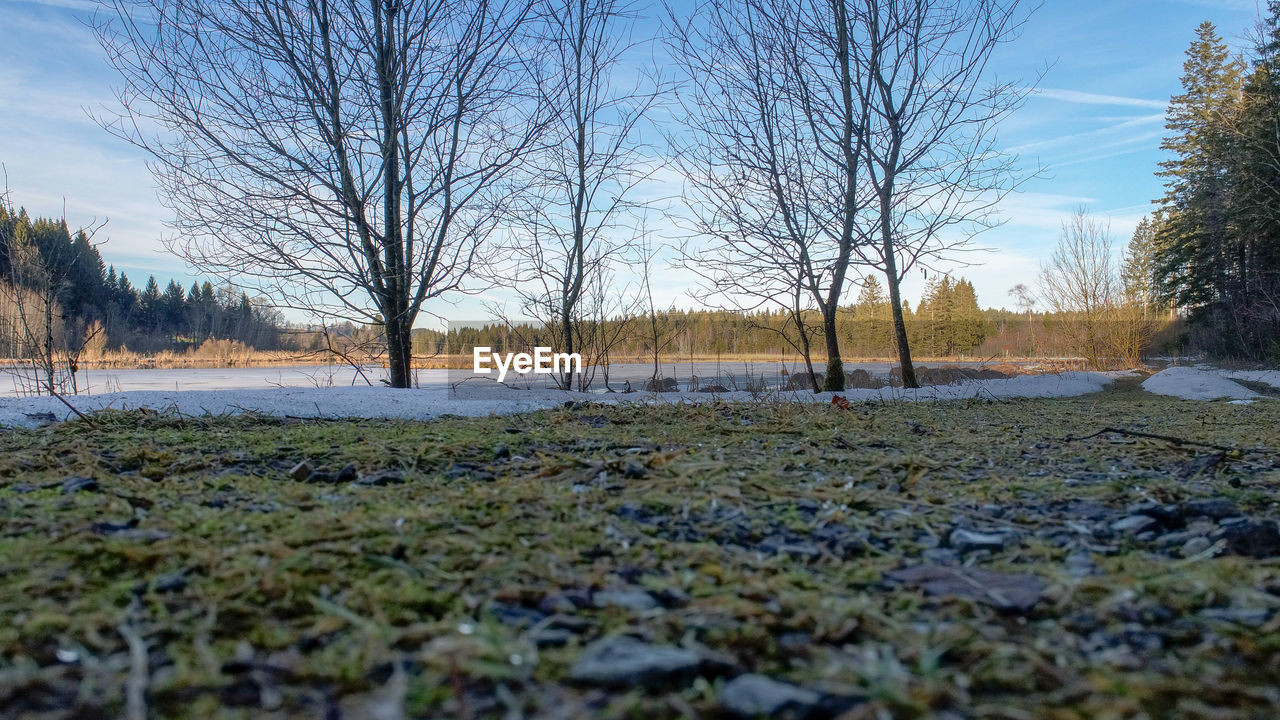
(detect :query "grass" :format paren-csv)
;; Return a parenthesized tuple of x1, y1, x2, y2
(1, 384, 1278, 718)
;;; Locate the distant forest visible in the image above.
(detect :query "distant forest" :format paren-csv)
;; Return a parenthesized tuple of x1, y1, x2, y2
(421, 274, 1148, 363)
(0, 205, 288, 356)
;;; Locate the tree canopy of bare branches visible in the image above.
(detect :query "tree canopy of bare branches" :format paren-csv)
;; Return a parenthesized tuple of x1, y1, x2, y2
(497, 0, 659, 390)
(666, 0, 871, 391)
(1039, 208, 1150, 368)
(668, 0, 1034, 390)
(854, 0, 1035, 388)
(95, 0, 548, 387)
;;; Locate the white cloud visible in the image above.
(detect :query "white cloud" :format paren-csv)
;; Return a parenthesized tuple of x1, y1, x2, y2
(0, 0, 99, 11)
(1034, 88, 1168, 110)
(1007, 113, 1165, 154)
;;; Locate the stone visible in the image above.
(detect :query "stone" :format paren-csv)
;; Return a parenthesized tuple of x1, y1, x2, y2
(487, 602, 546, 628)
(150, 571, 189, 593)
(61, 476, 98, 494)
(355, 470, 405, 486)
(1111, 515, 1158, 534)
(530, 627, 576, 647)
(1183, 499, 1240, 519)
(948, 528, 1007, 553)
(759, 535, 822, 558)
(650, 586, 690, 609)
(1200, 607, 1272, 627)
(719, 674, 822, 719)
(567, 636, 701, 689)
(593, 587, 659, 612)
(922, 548, 960, 565)
(1180, 536, 1213, 557)
(1128, 503, 1184, 528)
(289, 460, 314, 482)
(539, 589, 592, 614)
(444, 463, 495, 482)
(885, 564, 1045, 614)
(1219, 520, 1280, 558)
(92, 521, 170, 544)
(1064, 552, 1099, 577)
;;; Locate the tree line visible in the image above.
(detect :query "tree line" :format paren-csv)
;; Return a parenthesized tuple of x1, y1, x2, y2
(0, 202, 289, 364)
(417, 274, 991, 360)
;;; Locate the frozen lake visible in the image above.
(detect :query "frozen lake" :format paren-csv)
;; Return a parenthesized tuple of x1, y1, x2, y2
(0, 359, 1011, 396)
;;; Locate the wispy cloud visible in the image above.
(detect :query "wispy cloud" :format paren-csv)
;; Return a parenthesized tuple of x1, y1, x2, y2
(1168, 0, 1260, 11)
(1034, 88, 1168, 110)
(0, 0, 99, 12)
(1050, 141, 1165, 170)
(1008, 113, 1165, 154)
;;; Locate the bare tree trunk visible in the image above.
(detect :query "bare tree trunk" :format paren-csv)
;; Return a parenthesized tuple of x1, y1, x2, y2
(883, 267, 918, 389)
(796, 310, 821, 393)
(821, 307, 843, 391)
(385, 313, 413, 388)
(879, 190, 918, 388)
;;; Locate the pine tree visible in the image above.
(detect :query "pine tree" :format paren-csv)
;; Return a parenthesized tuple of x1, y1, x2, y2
(162, 280, 188, 333)
(1224, 3, 1280, 354)
(950, 279, 986, 353)
(918, 276, 956, 356)
(141, 276, 162, 330)
(851, 276, 892, 356)
(1154, 22, 1244, 309)
(1122, 217, 1160, 316)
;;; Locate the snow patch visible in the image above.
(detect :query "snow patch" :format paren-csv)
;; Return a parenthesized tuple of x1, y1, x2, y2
(0, 371, 1119, 428)
(1222, 369, 1280, 390)
(1141, 367, 1261, 402)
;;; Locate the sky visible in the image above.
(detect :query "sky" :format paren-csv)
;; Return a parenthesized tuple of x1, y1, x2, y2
(0, 0, 1269, 326)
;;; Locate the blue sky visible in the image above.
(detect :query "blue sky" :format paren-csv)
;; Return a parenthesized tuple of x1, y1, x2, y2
(0, 0, 1268, 321)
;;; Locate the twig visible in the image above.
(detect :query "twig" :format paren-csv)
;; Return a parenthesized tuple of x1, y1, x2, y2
(1064, 427, 1277, 455)
(118, 620, 149, 720)
(49, 387, 91, 423)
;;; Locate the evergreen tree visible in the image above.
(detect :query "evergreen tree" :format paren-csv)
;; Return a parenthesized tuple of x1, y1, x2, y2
(1122, 217, 1160, 316)
(162, 280, 188, 333)
(1154, 22, 1244, 309)
(850, 277, 892, 356)
(950, 279, 986, 353)
(918, 276, 956, 355)
(141, 276, 162, 330)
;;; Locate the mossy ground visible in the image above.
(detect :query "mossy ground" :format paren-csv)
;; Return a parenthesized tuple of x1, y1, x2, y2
(1, 384, 1279, 719)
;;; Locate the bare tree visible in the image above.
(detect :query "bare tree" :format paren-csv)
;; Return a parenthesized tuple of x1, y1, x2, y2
(1008, 282, 1037, 355)
(854, 0, 1036, 388)
(635, 233, 682, 389)
(1039, 208, 1148, 368)
(581, 258, 640, 391)
(497, 0, 658, 390)
(665, 0, 870, 391)
(95, 0, 547, 387)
